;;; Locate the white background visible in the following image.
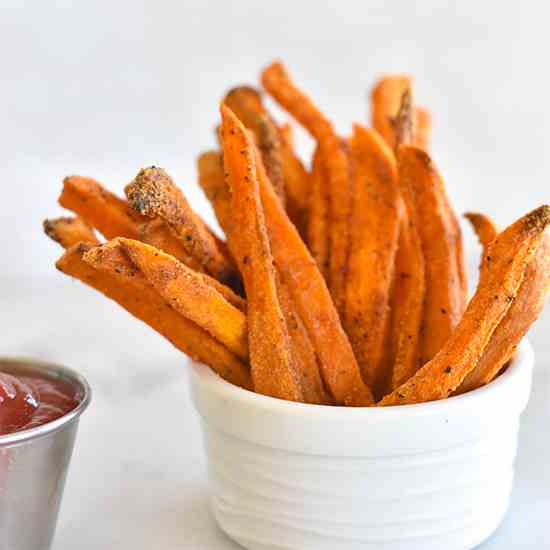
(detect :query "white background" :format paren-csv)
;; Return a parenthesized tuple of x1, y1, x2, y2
(1, 1, 549, 548)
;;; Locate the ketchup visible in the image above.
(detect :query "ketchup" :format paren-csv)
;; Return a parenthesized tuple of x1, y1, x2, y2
(0, 371, 79, 435)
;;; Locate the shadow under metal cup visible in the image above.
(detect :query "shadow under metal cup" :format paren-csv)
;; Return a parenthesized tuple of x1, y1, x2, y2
(0, 358, 91, 550)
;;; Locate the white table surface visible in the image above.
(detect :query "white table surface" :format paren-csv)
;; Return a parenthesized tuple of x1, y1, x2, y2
(1, 276, 549, 549)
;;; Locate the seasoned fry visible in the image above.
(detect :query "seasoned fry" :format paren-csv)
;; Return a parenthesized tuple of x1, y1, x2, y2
(278, 124, 310, 236)
(371, 75, 412, 150)
(382, 92, 427, 390)
(398, 145, 465, 365)
(279, 123, 294, 148)
(391, 88, 415, 147)
(371, 75, 431, 150)
(221, 104, 303, 402)
(253, 134, 374, 406)
(59, 176, 146, 239)
(345, 125, 400, 396)
(197, 150, 234, 237)
(140, 218, 199, 267)
(261, 61, 352, 314)
(458, 215, 550, 393)
(390, 170, 426, 389)
(224, 86, 285, 203)
(197, 150, 233, 235)
(57, 242, 251, 389)
(85, 238, 248, 361)
(276, 275, 331, 404)
(43, 216, 99, 247)
(415, 106, 432, 150)
(381, 205, 550, 405)
(140, 218, 245, 311)
(463, 212, 498, 251)
(125, 166, 238, 287)
(307, 147, 329, 278)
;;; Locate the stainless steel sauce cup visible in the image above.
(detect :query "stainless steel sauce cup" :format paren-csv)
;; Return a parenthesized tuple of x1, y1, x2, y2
(0, 358, 91, 550)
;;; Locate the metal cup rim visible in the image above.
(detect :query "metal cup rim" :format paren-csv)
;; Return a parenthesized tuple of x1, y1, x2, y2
(0, 357, 92, 447)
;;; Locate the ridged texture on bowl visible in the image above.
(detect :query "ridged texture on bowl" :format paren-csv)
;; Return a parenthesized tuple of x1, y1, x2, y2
(204, 423, 515, 550)
(191, 341, 534, 550)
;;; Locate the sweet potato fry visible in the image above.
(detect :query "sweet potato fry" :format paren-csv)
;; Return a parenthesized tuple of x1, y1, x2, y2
(371, 75, 431, 150)
(390, 172, 426, 389)
(279, 123, 294, 148)
(261, 61, 352, 314)
(415, 107, 432, 150)
(398, 145, 466, 365)
(371, 75, 412, 150)
(345, 125, 401, 396)
(252, 135, 374, 406)
(57, 242, 251, 389)
(224, 86, 285, 204)
(275, 275, 331, 405)
(380, 205, 550, 405)
(381, 92, 427, 390)
(43, 216, 99, 247)
(138, 219, 244, 311)
(59, 176, 145, 239)
(391, 88, 415, 147)
(457, 215, 550, 393)
(221, 104, 303, 402)
(197, 150, 234, 237)
(278, 124, 310, 237)
(307, 147, 329, 278)
(86, 238, 248, 361)
(139, 218, 198, 265)
(125, 166, 238, 287)
(463, 212, 498, 250)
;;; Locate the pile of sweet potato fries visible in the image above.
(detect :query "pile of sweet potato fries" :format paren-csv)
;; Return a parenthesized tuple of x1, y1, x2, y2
(44, 61, 550, 406)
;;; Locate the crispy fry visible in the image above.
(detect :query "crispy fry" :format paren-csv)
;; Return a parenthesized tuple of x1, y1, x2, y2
(458, 215, 550, 393)
(125, 166, 238, 287)
(197, 150, 234, 237)
(59, 176, 146, 239)
(371, 75, 431, 150)
(224, 86, 285, 204)
(372, 75, 412, 150)
(140, 218, 245, 311)
(398, 145, 466, 365)
(276, 275, 331, 404)
(253, 134, 374, 406)
(57, 242, 251, 389)
(261, 61, 352, 314)
(381, 90, 427, 390)
(463, 212, 498, 250)
(221, 104, 303, 402)
(140, 218, 199, 266)
(43, 216, 99, 247)
(307, 147, 329, 278)
(415, 106, 432, 150)
(390, 169, 426, 390)
(279, 123, 294, 148)
(278, 124, 310, 236)
(345, 125, 401, 396)
(86, 238, 248, 361)
(391, 88, 415, 147)
(380, 205, 550, 405)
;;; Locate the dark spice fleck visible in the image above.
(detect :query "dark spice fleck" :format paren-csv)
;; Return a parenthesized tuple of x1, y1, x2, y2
(444, 366, 452, 374)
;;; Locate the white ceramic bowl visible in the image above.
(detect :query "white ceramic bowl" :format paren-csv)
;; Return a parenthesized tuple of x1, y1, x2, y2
(190, 340, 534, 550)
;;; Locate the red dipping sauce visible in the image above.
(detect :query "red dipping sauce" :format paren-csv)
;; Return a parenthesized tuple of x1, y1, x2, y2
(0, 370, 79, 435)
